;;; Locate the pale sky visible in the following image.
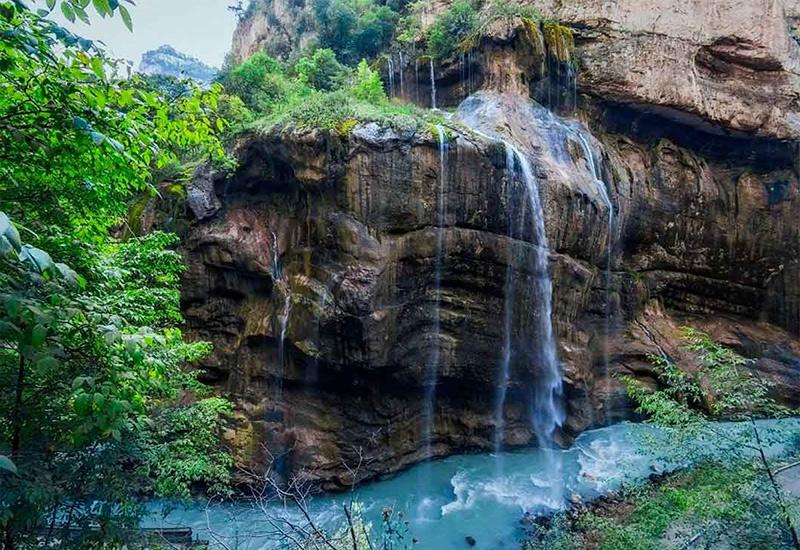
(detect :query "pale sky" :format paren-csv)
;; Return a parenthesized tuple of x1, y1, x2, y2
(47, 0, 239, 68)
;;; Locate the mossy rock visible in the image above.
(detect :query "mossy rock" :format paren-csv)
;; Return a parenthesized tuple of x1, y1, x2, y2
(542, 20, 575, 64)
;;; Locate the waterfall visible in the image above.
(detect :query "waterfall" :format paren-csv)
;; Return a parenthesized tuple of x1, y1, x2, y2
(388, 55, 395, 98)
(271, 230, 291, 374)
(277, 285, 291, 373)
(508, 142, 564, 449)
(456, 97, 565, 469)
(398, 51, 404, 98)
(422, 125, 448, 460)
(269, 231, 291, 421)
(573, 131, 615, 418)
(429, 58, 437, 109)
(415, 58, 419, 104)
(270, 231, 281, 280)
(494, 145, 519, 456)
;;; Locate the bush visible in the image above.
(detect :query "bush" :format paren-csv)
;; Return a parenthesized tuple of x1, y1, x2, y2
(220, 52, 307, 111)
(294, 47, 347, 91)
(350, 59, 386, 103)
(144, 397, 234, 498)
(312, 0, 400, 64)
(426, 0, 478, 61)
(284, 90, 357, 131)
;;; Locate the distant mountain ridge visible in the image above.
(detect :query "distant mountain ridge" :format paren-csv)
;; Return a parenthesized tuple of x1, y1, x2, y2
(139, 45, 218, 83)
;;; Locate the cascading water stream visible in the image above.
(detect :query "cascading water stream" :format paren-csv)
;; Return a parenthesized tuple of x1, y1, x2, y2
(455, 117, 564, 467)
(429, 58, 437, 109)
(414, 58, 419, 104)
(494, 145, 521, 459)
(398, 51, 404, 98)
(573, 131, 616, 421)
(268, 231, 292, 420)
(421, 125, 448, 461)
(510, 140, 566, 508)
(509, 143, 564, 450)
(387, 55, 394, 98)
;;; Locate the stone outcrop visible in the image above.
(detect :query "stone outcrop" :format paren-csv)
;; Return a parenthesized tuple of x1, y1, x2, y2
(187, 0, 800, 487)
(181, 105, 800, 486)
(228, 0, 317, 65)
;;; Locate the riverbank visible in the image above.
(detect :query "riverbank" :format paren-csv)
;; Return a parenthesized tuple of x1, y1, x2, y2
(144, 419, 800, 549)
(523, 457, 800, 549)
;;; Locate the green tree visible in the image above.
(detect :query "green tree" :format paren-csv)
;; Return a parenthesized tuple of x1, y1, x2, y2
(294, 47, 346, 91)
(426, 0, 478, 61)
(312, 0, 399, 64)
(621, 327, 800, 549)
(220, 51, 307, 112)
(0, 3, 234, 547)
(350, 59, 386, 104)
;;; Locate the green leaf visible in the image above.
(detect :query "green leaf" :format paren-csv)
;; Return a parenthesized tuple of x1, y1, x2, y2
(92, 0, 112, 16)
(61, 2, 76, 22)
(47, 0, 57, 10)
(119, 4, 132, 32)
(74, 393, 92, 416)
(19, 245, 55, 275)
(90, 56, 105, 79)
(0, 455, 18, 476)
(31, 323, 48, 347)
(36, 355, 60, 371)
(73, 5, 91, 25)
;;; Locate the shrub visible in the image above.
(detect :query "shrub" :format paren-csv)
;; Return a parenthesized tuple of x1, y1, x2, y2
(485, 0, 541, 22)
(220, 52, 306, 111)
(312, 0, 400, 64)
(294, 47, 347, 91)
(350, 59, 387, 103)
(426, 0, 478, 61)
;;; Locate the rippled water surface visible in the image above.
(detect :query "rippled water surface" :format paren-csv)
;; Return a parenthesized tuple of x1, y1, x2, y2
(145, 419, 800, 549)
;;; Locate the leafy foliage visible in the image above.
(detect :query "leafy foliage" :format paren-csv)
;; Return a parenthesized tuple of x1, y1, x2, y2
(621, 327, 788, 434)
(606, 327, 800, 549)
(426, 0, 478, 61)
(350, 59, 386, 103)
(295, 47, 347, 91)
(0, 3, 234, 547)
(143, 397, 233, 498)
(528, 461, 796, 549)
(0, 3, 229, 243)
(311, 0, 399, 64)
(219, 51, 304, 111)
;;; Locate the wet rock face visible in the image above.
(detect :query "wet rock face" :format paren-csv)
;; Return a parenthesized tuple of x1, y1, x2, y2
(181, 97, 800, 485)
(195, 0, 800, 487)
(228, 0, 317, 65)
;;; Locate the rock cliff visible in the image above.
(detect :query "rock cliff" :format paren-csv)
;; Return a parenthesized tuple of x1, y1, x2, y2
(188, 0, 800, 487)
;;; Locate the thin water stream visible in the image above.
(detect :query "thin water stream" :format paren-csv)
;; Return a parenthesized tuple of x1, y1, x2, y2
(146, 419, 800, 549)
(421, 125, 448, 461)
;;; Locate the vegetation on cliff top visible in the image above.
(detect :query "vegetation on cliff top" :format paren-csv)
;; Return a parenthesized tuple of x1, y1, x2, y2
(220, 49, 449, 136)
